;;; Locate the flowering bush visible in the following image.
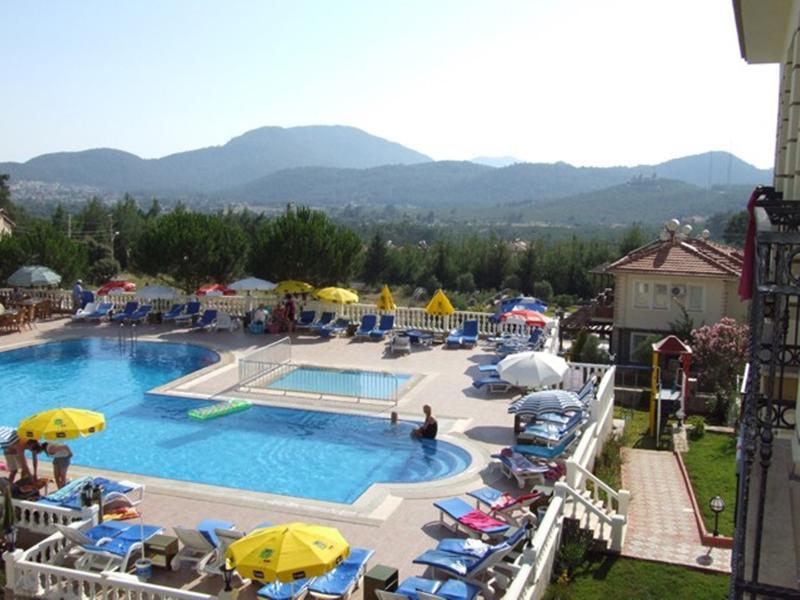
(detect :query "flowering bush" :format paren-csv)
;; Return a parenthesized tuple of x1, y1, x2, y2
(691, 318, 749, 421)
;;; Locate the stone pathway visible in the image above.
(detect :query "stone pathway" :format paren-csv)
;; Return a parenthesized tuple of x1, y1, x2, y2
(621, 448, 732, 573)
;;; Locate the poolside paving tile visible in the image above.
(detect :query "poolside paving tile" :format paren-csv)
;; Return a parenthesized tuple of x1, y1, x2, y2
(621, 447, 732, 573)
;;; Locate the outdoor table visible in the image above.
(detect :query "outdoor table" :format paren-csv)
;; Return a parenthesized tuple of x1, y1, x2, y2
(363, 564, 399, 600)
(402, 329, 434, 346)
(144, 534, 179, 569)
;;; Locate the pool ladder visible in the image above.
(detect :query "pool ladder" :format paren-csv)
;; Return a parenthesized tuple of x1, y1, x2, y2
(117, 322, 138, 349)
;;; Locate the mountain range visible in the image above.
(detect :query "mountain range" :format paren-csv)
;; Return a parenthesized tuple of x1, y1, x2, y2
(1, 125, 773, 224)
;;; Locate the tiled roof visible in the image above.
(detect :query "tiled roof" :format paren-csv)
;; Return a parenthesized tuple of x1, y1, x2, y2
(603, 237, 743, 278)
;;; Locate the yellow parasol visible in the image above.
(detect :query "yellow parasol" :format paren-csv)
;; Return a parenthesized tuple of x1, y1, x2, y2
(225, 522, 349, 582)
(314, 287, 359, 304)
(425, 289, 455, 316)
(18, 408, 105, 441)
(275, 280, 314, 295)
(376, 284, 396, 311)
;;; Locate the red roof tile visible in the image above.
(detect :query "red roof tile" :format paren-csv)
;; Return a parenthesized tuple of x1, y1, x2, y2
(603, 237, 743, 278)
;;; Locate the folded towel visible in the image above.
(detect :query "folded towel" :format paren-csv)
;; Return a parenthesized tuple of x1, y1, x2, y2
(459, 509, 506, 531)
(40, 475, 92, 504)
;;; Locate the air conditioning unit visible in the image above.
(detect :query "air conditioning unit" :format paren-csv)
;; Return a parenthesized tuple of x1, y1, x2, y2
(671, 285, 687, 298)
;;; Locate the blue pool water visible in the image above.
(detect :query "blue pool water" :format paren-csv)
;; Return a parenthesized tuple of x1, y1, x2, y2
(266, 366, 412, 399)
(0, 339, 470, 503)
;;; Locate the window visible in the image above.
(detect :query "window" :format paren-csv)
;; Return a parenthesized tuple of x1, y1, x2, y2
(630, 332, 651, 363)
(653, 283, 668, 309)
(687, 285, 704, 311)
(633, 281, 650, 308)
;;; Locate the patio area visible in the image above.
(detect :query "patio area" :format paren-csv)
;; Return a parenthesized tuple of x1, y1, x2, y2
(1, 317, 562, 598)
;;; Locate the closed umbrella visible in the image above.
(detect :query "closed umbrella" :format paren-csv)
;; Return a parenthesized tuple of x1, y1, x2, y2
(18, 408, 105, 441)
(8, 266, 61, 287)
(376, 285, 396, 311)
(315, 287, 359, 304)
(275, 281, 313, 295)
(229, 277, 277, 292)
(508, 390, 583, 417)
(226, 522, 349, 582)
(425, 289, 454, 316)
(496, 351, 568, 389)
(136, 285, 177, 300)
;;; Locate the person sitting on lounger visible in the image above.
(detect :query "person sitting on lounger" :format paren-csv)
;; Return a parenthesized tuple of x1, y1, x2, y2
(412, 405, 438, 439)
(31, 441, 73, 488)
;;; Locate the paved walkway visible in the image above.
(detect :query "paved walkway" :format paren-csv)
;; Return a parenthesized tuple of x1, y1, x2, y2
(621, 448, 732, 573)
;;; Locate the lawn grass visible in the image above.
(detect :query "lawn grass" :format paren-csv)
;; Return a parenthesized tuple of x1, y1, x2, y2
(614, 406, 671, 450)
(545, 555, 730, 599)
(682, 432, 737, 537)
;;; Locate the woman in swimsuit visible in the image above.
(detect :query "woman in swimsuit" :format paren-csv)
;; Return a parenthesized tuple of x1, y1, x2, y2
(412, 405, 438, 439)
(32, 442, 73, 489)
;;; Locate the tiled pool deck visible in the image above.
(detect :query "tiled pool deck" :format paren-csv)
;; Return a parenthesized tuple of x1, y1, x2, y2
(0, 319, 528, 598)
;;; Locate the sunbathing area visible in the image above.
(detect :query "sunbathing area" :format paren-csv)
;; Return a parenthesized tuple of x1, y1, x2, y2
(0, 295, 620, 600)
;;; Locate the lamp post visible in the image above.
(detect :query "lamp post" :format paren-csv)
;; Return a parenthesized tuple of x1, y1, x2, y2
(709, 495, 725, 538)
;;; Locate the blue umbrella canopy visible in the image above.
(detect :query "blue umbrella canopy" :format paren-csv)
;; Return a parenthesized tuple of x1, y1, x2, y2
(508, 390, 583, 418)
(0, 426, 19, 449)
(490, 296, 548, 322)
(7, 265, 61, 287)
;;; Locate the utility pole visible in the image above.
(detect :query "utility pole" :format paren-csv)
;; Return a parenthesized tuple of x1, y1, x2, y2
(109, 215, 115, 262)
(67, 214, 72, 238)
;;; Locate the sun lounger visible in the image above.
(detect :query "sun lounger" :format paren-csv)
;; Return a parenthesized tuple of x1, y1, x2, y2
(172, 518, 235, 572)
(446, 320, 479, 348)
(575, 376, 596, 405)
(309, 312, 334, 332)
(435, 525, 528, 559)
(354, 314, 377, 340)
(191, 309, 218, 331)
(492, 451, 550, 489)
(39, 476, 144, 511)
(203, 526, 252, 577)
(389, 334, 412, 355)
(434, 497, 510, 539)
(71, 302, 97, 321)
(472, 375, 518, 395)
(417, 580, 481, 600)
(294, 310, 317, 330)
(307, 546, 374, 599)
(110, 301, 139, 323)
(174, 301, 202, 325)
(379, 576, 440, 600)
(161, 303, 185, 322)
(512, 431, 579, 460)
(412, 537, 518, 598)
(258, 578, 314, 600)
(84, 302, 115, 321)
(466, 488, 544, 526)
(63, 522, 164, 572)
(216, 311, 240, 332)
(319, 318, 350, 338)
(369, 314, 395, 340)
(126, 304, 152, 324)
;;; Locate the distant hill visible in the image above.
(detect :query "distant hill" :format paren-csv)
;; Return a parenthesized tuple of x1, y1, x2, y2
(457, 178, 753, 225)
(470, 156, 523, 168)
(630, 151, 772, 187)
(0, 125, 432, 193)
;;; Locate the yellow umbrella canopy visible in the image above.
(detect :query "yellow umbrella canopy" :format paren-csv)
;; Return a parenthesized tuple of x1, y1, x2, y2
(275, 280, 314, 295)
(425, 289, 455, 316)
(314, 287, 359, 304)
(376, 284, 396, 311)
(226, 522, 350, 583)
(18, 408, 105, 441)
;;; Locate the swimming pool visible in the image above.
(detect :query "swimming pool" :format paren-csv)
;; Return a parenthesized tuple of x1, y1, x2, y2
(0, 339, 470, 503)
(265, 366, 412, 400)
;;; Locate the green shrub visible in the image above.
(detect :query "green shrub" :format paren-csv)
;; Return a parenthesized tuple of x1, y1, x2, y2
(87, 257, 120, 284)
(688, 415, 705, 440)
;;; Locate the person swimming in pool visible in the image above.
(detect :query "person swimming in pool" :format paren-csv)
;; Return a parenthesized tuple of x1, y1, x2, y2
(411, 405, 438, 439)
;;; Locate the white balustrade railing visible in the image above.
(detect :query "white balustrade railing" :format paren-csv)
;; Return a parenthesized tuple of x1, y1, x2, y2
(504, 365, 628, 599)
(10, 498, 97, 536)
(559, 361, 612, 391)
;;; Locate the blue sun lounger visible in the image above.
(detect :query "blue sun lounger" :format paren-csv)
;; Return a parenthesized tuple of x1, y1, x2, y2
(257, 578, 313, 600)
(162, 303, 186, 322)
(390, 576, 481, 600)
(512, 431, 579, 460)
(126, 304, 152, 324)
(110, 301, 139, 323)
(472, 375, 517, 395)
(192, 309, 218, 331)
(354, 314, 377, 340)
(369, 314, 395, 340)
(309, 311, 334, 332)
(84, 302, 114, 321)
(294, 310, 316, 330)
(518, 413, 584, 444)
(446, 320, 479, 348)
(174, 301, 202, 325)
(319, 318, 349, 338)
(62, 522, 164, 572)
(434, 497, 510, 539)
(306, 547, 374, 599)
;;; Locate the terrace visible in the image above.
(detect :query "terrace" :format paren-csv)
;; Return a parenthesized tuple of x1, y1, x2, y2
(0, 302, 620, 600)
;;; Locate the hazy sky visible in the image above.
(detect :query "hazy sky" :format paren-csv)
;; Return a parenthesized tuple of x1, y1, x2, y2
(2, 0, 779, 168)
